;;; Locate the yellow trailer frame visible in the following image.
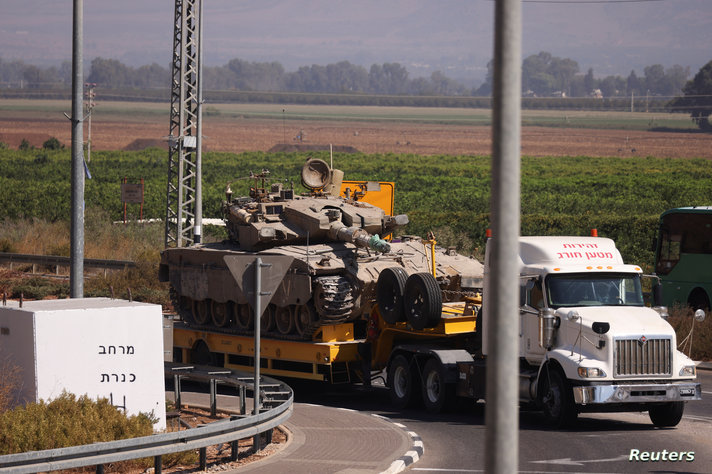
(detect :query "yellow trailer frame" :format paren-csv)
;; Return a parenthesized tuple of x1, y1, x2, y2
(172, 300, 480, 382)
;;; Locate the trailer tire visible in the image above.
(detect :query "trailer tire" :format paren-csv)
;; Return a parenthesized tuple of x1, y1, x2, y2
(649, 402, 684, 427)
(540, 367, 577, 427)
(421, 358, 455, 413)
(388, 354, 420, 408)
(404, 273, 442, 330)
(377, 267, 408, 324)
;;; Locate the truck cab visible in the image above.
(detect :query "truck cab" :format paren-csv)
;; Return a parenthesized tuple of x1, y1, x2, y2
(483, 236, 702, 427)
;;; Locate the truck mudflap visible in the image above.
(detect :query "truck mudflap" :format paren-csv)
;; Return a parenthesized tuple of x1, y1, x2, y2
(572, 382, 701, 405)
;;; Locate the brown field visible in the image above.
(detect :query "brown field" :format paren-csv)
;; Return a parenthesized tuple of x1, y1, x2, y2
(1, 100, 711, 158)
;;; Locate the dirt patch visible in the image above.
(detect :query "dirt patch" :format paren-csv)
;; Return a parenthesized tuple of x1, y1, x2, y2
(1, 114, 711, 158)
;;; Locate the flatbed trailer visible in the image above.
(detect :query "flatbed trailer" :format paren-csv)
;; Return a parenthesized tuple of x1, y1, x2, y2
(172, 300, 480, 385)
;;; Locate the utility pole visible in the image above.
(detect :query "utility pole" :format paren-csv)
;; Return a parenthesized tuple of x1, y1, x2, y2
(165, 0, 203, 248)
(70, 0, 85, 298)
(486, 0, 521, 473)
(84, 82, 96, 162)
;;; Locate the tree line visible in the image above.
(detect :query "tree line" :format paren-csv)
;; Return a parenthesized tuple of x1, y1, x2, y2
(0, 53, 697, 99)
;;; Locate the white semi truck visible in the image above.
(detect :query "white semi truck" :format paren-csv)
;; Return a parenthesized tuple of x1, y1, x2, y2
(473, 235, 701, 426)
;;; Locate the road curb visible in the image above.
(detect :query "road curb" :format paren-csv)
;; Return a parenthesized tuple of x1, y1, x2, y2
(372, 415, 424, 474)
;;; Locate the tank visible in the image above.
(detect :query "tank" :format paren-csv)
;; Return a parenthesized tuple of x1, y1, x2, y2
(159, 158, 484, 339)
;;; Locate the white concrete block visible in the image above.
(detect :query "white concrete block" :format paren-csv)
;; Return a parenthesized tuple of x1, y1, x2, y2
(0, 298, 166, 430)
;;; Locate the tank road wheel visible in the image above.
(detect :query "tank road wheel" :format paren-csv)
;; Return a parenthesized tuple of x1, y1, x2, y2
(192, 299, 210, 326)
(540, 367, 577, 427)
(377, 266, 408, 324)
(211, 301, 231, 328)
(649, 402, 684, 427)
(274, 306, 294, 335)
(421, 358, 455, 414)
(261, 304, 276, 332)
(294, 303, 319, 338)
(233, 304, 254, 330)
(388, 354, 421, 409)
(404, 273, 442, 330)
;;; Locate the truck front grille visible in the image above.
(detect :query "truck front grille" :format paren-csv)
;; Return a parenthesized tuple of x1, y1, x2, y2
(614, 337, 671, 376)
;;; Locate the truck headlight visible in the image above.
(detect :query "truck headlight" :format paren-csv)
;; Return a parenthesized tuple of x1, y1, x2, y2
(578, 367, 606, 378)
(679, 365, 696, 377)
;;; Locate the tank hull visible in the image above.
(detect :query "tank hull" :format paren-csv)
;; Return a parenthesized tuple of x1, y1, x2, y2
(159, 238, 483, 339)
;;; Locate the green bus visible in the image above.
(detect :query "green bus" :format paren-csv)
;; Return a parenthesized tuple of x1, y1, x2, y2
(654, 207, 712, 310)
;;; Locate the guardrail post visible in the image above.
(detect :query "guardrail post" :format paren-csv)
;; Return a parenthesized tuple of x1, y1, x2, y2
(210, 379, 217, 416)
(230, 440, 239, 461)
(239, 384, 246, 414)
(174, 374, 182, 409)
(96, 465, 104, 474)
(154, 455, 162, 474)
(199, 447, 207, 470)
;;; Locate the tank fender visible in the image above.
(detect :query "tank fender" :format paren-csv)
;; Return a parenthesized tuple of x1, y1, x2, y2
(387, 345, 474, 384)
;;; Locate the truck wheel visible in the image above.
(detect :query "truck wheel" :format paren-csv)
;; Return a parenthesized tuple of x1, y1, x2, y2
(688, 289, 710, 311)
(275, 305, 294, 335)
(192, 299, 210, 325)
(421, 358, 455, 413)
(388, 354, 421, 408)
(377, 267, 408, 324)
(211, 301, 231, 327)
(540, 368, 577, 427)
(404, 273, 442, 330)
(649, 402, 684, 427)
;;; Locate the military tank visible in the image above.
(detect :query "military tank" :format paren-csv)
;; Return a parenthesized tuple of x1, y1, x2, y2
(159, 158, 484, 339)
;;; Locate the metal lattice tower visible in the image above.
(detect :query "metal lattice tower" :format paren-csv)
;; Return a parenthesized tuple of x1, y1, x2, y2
(165, 0, 203, 248)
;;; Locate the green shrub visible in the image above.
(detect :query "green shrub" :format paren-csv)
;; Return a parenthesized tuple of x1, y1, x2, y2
(41, 137, 63, 150)
(10, 276, 69, 300)
(0, 391, 155, 455)
(18, 139, 31, 151)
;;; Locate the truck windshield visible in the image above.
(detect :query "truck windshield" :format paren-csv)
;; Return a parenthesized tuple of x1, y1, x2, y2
(546, 273, 644, 308)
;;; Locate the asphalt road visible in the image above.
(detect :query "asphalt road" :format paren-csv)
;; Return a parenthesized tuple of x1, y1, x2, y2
(289, 370, 712, 473)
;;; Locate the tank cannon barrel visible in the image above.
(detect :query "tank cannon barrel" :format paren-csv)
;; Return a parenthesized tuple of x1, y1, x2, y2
(329, 222, 391, 253)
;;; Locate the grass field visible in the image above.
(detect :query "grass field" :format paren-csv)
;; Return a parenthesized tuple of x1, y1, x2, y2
(0, 99, 699, 130)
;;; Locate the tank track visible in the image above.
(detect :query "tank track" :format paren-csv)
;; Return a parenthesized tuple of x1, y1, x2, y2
(312, 275, 356, 324)
(170, 288, 347, 341)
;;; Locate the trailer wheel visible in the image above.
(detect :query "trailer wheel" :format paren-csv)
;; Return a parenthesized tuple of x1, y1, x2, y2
(192, 299, 210, 325)
(377, 267, 408, 324)
(540, 367, 577, 427)
(649, 402, 684, 427)
(233, 304, 254, 330)
(404, 273, 442, 330)
(388, 354, 420, 408)
(211, 301, 231, 327)
(275, 305, 294, 335)
(421, 358, 455, 413)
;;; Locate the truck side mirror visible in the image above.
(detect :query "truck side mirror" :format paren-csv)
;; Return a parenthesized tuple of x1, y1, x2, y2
(652, 282, 664, 307)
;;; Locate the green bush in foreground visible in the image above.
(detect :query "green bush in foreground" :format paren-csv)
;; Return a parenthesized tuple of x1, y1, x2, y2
(0, 391, 155, 455)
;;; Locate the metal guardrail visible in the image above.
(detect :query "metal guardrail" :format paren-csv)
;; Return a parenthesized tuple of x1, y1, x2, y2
(0, 364, 293, 474)
(0, 252, 135, 275)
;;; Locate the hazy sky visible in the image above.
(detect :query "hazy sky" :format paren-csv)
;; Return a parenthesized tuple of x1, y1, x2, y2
(2, 0, 710, 83)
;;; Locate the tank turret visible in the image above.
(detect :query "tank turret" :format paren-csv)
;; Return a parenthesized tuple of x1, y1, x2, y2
(222, 158, 409, 251)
